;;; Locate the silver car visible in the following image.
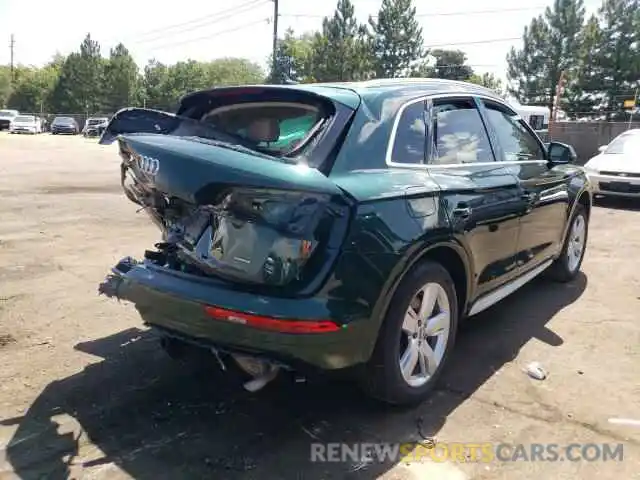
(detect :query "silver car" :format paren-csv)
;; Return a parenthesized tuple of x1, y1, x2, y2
(584, 129, 640, 198)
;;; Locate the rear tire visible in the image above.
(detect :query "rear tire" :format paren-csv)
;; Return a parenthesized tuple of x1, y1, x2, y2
(360, 260, 459, 406)
(547, 204, 588, 282)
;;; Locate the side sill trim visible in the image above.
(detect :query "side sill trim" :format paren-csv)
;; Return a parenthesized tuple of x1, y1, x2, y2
(467, 258, 554, 317)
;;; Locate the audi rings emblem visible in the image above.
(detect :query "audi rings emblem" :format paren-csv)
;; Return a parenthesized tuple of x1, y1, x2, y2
(137, 155, 160, 176)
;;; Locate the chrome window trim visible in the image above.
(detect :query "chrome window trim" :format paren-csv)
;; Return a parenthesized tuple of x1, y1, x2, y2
(385, 92, 533, 170)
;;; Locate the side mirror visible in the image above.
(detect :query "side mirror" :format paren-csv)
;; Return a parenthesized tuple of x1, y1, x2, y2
(547, 141, 577, 165)
(598, 145, 608, 153)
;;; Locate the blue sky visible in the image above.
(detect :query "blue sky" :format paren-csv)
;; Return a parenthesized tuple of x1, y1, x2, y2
(0, 0, 601, 82)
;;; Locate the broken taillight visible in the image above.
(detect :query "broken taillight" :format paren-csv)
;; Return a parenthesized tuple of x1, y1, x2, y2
(176, 188, 331, 286)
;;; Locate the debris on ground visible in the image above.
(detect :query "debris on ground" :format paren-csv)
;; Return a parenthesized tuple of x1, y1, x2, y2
(608, 418, 640, 427)
(524, 361, 547, 380)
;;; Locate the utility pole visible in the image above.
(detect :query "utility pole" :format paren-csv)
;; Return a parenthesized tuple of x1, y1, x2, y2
(271, 0, 279, 82)
(627, 87, 638, 130)
(9, 34, 15, 84)
(549, 70, 566, 138)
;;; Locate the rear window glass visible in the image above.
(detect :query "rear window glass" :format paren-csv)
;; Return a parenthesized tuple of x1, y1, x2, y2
(53, 117, 74, 123)
(202, 103, 322, 155)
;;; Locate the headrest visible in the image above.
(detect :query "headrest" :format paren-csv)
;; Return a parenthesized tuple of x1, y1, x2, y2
(247, 118, 280, 143)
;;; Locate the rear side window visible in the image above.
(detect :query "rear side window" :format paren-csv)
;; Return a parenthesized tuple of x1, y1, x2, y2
(483, 101, 545, 161)
(389, 101, 427, 164)
(430, 98, 494, 164)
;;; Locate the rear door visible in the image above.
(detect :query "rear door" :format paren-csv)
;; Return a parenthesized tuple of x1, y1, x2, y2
(478, 98, 569, 272)
(424, 95, 525, 299)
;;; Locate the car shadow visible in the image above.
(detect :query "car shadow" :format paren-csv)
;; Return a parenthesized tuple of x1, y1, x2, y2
(594, 196, 640, 211)
(2, 274, 586, 479)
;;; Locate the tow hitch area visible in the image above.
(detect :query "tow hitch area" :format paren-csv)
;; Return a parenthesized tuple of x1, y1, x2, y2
(97, 256, 138, 301)
(98, 256, 290, 393)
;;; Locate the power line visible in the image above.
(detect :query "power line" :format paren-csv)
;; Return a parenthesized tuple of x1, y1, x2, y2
(426, 37, 521, 48)
(121, 0, 269, 44)
(146, 18, 270, 51)
(281, 5, 548, 19)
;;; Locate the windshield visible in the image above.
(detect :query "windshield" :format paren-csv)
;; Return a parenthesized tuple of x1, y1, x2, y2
(0, 110, 17, 118)
(605, 133, 640, 154)
(88, 118, 107, 125)
(14, 115, 35, 122)
(53, 117, 74, 125)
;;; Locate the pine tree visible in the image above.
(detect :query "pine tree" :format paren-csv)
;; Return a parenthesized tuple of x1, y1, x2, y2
(368, 0, 424, 78)
(310, 0, 371, 82)
(507, 0, 586, 115)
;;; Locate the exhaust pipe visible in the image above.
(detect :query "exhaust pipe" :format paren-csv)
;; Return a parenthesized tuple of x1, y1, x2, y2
(231, 354, 280, 392)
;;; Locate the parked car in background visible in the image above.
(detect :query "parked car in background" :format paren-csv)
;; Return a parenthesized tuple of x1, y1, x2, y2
(0, 109, 19, 130)
(584, 129, 640, 198)
(83, 117, 109, 137)
(98, 79, 591, 405)
(9, 115, 42, 134)
(50, 116, 79, 135)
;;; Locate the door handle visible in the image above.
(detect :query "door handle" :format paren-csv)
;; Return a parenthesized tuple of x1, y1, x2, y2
(452, 206, 472, 218)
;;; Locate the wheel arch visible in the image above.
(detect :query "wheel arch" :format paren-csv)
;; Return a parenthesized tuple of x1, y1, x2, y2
(364, 239, 472, 361)
(561, 185, 592, 245)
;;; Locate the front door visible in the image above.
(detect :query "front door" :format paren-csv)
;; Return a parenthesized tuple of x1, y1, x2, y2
(424, 95, 524, 300)
(478, 99, 569, 272)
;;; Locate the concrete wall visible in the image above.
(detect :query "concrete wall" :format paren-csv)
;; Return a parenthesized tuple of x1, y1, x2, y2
(550, 121, 640, 164)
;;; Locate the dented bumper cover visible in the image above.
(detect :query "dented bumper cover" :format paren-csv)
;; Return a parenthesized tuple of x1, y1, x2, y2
(99, 257, 372, 370)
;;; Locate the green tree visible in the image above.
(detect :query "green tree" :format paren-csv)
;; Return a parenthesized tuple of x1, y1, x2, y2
(6, 64, 59, 112)
(269, 29, 315, 83)
(103, 43, 140, 112)
(142, 59, 170, 110)
(206, 57, 264, 86)
(590, 0, 640, 119)
(161, 60, 209, 111)
(567, 14, 604, 118)
(430, 49, 474, 81)
(310, 0, 371, 82)
(468, 72, 505, 95)
(0, 66, 11, 107)
(368, 0, 424, 78)
(50, 33, 105, 113)
(507, 0, 586, 114)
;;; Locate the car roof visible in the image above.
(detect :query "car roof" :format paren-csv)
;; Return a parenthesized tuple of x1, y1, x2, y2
(179, 78, 504, 112)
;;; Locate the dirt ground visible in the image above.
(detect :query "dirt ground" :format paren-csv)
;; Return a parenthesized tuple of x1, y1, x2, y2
(0, 133, 639, 480)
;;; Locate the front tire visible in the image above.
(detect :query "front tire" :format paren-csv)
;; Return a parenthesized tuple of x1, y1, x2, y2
(360, 260, 459, 406)
(547, 204, 588, 282)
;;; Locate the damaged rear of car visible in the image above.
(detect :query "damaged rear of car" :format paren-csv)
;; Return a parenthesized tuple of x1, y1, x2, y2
(99, 85, 367, 391)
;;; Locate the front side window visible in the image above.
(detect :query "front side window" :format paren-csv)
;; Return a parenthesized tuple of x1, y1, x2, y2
(430, 98, 494, 164)
(483, 101, 545, 161)
(389, 100, 427, 164)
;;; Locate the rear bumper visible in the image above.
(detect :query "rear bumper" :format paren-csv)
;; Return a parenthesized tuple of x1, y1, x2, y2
(101, 258, 375, 370)
(589, 173, 640, 197)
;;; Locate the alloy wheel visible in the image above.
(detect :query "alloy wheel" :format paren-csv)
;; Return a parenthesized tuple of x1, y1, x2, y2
(399, 282, 451, 388)
(567, 213, 586, 273)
